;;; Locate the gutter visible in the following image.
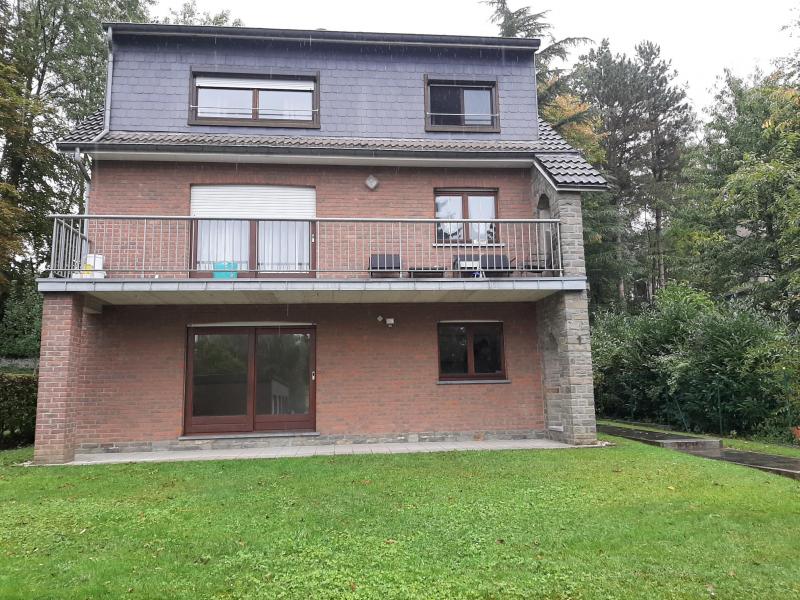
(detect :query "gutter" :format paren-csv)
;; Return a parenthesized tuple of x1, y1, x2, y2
(103, 22, 541, 53)
(91, 26, 114, 143)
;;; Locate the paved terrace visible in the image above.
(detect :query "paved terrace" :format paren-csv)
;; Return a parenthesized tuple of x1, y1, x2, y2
(62, 439, 595, 466)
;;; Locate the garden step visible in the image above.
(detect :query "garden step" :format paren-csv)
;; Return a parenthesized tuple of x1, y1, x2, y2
(598, 425, 722, 451)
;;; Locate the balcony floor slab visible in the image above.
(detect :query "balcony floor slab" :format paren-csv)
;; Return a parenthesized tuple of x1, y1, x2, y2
(37, 277, 586, 305)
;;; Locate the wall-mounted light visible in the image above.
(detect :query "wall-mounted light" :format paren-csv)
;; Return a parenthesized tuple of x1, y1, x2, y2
(376, 315, 395, 328)
(365, 174, 380, 191)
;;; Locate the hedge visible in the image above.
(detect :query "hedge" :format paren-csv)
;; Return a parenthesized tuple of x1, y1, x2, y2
(592, 284, 800, 442)
(0, 373, 37, 448)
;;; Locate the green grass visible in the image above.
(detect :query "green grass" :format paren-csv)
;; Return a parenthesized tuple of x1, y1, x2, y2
(1, 442, 798, 600)
(598, 419, 800, 459)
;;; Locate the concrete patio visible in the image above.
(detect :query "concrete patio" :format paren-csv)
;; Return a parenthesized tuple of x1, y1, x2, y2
(65, 438, 588, 466)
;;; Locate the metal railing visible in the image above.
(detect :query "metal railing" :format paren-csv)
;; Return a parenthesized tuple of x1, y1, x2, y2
(48, 215, 562, 279)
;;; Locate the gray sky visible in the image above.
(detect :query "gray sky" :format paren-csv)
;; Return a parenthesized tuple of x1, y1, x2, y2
(161, 0, 798, 115)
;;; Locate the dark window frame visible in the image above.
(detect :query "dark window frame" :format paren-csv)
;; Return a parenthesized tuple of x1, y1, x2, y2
(188, 219, 317, 279)
(188, 70, 321, 129)
(437, 322, 506, 381)
(184, 325, 317, 434)
(433, 188, 500, 244)
(424, 76, 500, 133)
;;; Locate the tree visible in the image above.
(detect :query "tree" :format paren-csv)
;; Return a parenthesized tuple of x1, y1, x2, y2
(0, 271, 41, 357)
(671, 74, 800, 320)
(573, 41, 646, 307)
(636, 42, 695, 290)
(161, 1, 243, 26)
(573, 40, 694, 308)
(483, 1, 596, 137)
(0, 0, 154, 284)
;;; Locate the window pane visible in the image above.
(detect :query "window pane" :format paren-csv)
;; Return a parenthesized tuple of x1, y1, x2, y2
(197, 88, 252, 119)
(438, 325, 468, 375)
(192, 334, 249, 417)
(258, 90, 313, 120)
(258, 221, 311, 271)
(435, 195, 464, 242)
(256, 333, 310, 416)
(195, 220, 249, 272)
(467, 195, 497, 243)
(464, 88, 492, 125)
(429, 85, 462, 126)
(473, 325, 503, 374)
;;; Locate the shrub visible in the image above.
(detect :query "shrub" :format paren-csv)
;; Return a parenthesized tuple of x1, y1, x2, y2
(0, 373, 37, 448)
(0, 276, 42, 358)
(593, 284, 800, 438)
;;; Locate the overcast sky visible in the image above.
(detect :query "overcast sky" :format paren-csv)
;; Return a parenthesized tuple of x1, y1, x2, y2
(160, 0, 798, 116)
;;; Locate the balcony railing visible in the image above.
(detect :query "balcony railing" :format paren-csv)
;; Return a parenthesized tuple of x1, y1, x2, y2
(48, 215, 562, 280)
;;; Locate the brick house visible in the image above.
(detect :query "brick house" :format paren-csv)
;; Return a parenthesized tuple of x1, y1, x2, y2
(35, 23, 606, 464)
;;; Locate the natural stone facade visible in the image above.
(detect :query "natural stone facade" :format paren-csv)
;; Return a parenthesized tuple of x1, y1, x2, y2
(532, 167, 597, 444)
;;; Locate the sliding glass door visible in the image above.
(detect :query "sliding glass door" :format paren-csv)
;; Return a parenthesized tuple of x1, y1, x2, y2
(185, 326, 315, 434)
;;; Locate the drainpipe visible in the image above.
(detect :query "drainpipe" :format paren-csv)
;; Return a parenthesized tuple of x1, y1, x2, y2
(81, 25, 113, 216)
(92, 26, 114, 143)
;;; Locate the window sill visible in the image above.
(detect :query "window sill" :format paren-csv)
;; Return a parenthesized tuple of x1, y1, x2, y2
(432, 243, 505, 248)
(187, 118, 321, 129)
(425, 125, 501, 134)
(437, 379, 511, 385)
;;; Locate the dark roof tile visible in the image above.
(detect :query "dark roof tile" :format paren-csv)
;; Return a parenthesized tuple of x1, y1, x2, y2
(58, 113, 607, 189)
(60, 109, 105, 143)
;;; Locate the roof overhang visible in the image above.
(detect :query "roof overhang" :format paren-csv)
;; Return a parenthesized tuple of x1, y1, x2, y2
(104, 22, 541, 53)
(76, 147, 535, 169)
(532, 157, 608, 192)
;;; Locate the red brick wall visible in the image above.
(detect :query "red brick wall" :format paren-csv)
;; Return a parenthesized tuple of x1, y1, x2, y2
(85, 162, 536, 278)
(89, 162, 534, 218)
(34, 294, 84, 463)
(69, 302, 543, 446)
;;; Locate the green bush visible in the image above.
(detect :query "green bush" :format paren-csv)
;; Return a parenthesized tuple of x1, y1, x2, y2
(593, 284, 800, 438)
(0, 276, 42, 358)
(0, 373, 37, 448)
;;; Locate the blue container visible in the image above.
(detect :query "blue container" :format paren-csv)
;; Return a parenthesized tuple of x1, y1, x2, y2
(212, 261, 239, 279)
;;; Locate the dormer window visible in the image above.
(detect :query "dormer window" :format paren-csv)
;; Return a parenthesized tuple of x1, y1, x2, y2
(189, 72, 320, 128)
(424, 77, 499, 133)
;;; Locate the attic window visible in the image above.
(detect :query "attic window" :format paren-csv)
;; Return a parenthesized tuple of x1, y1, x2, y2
(425, 77, 499, 133)
(189, 73, 320, 128)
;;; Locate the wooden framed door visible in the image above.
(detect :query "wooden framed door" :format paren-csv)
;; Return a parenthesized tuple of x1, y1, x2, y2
(254, 327, 315, 431)
(185, 326, 316, 434)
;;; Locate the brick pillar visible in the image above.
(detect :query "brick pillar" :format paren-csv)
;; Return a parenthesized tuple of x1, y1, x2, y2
(34, 294, 84, 464)
(536, 291, 596, 445)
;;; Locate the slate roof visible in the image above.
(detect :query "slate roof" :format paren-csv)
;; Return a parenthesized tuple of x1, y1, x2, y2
(58, 111, 606, 190)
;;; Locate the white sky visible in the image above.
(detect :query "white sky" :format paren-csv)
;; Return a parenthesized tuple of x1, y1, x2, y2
(158, 0, 798, 116)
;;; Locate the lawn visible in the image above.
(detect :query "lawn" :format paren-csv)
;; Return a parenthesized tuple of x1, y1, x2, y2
(1, 441, 798, 600)
(598, 419, 800, 459)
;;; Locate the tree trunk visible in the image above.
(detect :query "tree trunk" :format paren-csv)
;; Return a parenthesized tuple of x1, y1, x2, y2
(616, 232, 626, 307)
(654, 206, 666, 289)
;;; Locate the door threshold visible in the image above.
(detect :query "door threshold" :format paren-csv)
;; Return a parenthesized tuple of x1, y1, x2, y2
(179, 431, 320, 441)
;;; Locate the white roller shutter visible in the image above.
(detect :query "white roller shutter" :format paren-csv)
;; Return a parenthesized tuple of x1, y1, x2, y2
(190, 185, 317, 219)
(194, 76, 315, 91)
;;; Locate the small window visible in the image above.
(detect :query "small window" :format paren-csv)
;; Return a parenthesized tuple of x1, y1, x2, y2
(434, 190, 498, 243)
(425, 78, 499, 132)
(190, 73, 319, 128)
(438, 323, 505, 380)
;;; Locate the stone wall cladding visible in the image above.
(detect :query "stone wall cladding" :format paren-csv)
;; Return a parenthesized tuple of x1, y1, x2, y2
(39, 302, 545, 455)
(110, 36, 538, 140)
(78, 429, 547, 454)
(531, 167, 597, 444)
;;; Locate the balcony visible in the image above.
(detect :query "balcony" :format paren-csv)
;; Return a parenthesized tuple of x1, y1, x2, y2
(41, 215, 585, 304)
